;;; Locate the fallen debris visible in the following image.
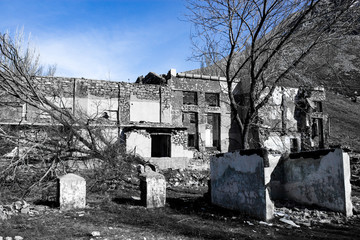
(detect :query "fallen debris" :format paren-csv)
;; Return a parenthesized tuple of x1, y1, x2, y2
(246, 221, 254, 226)
(279, 218, 300, 228)
(259, 221, 273, 226)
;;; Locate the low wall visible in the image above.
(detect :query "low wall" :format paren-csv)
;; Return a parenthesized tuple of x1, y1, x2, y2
(271, 148, 352, 216)
(210, 149, 274, 221)
(126, 131, 194, 170)
(211, 148, 353, 220)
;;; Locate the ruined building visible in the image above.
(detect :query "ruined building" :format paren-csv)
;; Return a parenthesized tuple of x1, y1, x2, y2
(0, 69, 328, 169)
(236, 86, 329, 153)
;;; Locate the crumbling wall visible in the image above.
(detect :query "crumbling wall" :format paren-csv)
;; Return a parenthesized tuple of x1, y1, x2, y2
(119, 82, 171, 124)
(270, 148, 353, 216)
(125, 130, 152, 157)
(125, 129, 194, 170)
(255, 86, 328, 153)
(210, 150, 274, 221)
(257, 87, 301, 152)
(170, 73, 232, 153)
(12, 77, 171, 125)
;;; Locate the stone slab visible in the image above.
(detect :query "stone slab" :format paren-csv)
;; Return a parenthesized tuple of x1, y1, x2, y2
(57, 173, 86, 211)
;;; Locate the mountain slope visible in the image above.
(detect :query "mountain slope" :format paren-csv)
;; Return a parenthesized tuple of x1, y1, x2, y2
(325, 92, 360, 152)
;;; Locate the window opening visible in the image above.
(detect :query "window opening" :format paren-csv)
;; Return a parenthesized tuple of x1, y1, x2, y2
(205, 93, 220, 107)
(290, 138, 299, 152)
(183, 91, 197, 105)
(151, 135, 171, 157)
(314, 101, 323, 112)
(188, 134, 196, 148)
(182, 112, 198, 149)
(205, 113, 220, 150)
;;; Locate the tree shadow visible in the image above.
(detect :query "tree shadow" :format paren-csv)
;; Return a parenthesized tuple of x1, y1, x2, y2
(106, 190, 254, 239)
(33, 199, 59, 208)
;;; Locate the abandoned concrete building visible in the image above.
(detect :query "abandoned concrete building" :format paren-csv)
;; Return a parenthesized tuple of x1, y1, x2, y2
(237, 85, 329, 153)
(0, 69, 328, 169)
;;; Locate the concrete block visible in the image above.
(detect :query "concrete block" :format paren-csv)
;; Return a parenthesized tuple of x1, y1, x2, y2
(274, 149, 353, 216)
(57, 173, 86, 211)
(140, 171, 166, 208)
(211, 150, 274, 221)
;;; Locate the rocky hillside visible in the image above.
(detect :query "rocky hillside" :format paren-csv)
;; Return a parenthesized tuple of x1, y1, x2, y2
(324, 91, 360, 152)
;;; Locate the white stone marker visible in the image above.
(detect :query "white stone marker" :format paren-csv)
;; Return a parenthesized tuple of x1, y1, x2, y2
(140, 171, 166, 208)
(58, 173, 86, 210)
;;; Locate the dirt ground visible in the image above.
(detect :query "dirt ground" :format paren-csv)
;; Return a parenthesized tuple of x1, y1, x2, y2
(1, 183, 360, 240)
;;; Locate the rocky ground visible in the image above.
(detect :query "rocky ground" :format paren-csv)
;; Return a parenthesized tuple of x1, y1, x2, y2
(1, 154, 360, 239)
(0, 182, 360, 240)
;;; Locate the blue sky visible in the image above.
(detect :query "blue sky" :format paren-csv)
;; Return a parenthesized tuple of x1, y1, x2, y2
(0, 0, 198, 82)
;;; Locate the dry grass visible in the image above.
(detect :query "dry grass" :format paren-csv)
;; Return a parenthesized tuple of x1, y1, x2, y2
(1, 184, 360, 240)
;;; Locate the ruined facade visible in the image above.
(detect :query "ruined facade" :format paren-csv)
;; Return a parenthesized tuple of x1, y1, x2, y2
(0, 70, 232, 169)
(236, 86, 328, 153)
(0, 69, 328, 169)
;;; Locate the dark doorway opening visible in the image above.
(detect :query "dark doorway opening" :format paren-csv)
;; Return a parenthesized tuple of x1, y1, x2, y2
(290, 138, 299, 153)
(206, 113, 220, 150)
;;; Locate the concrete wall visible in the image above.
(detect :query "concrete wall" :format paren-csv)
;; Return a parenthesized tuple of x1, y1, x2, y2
(125, 130, 194, 170)
(271, 148, 353, 216)
(0, 73, 236, 164)
(241, 85, 328, 152)
(170, 74, 232, 153)
(126, 130, 152, 157)
(211, 148, 353, 220)
(263, 132, 301, 153)
(210, 150, 274, 221)
(257, 87, 300, 152)
(129, 94, 160, 122)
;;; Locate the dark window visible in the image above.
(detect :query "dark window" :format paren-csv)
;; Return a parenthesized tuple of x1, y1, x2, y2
(205, 93, 220, 107)
(311, 119, 319, 138)
(151, 135, 171, 157)
(189, 113, 196, 123)
(183, 91, 197, 105)
(312, 118, 324, 149)
(182, 112, 197, 124)
(183, 112, 198, 149)
(188, 134, 196, 148)
(314, 101, 323, 112)
(290, 138, 299, 152)
(206, 114, 213, 124)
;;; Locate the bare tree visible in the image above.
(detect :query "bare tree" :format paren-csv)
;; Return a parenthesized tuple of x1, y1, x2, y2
(0, 31, 141, 195)
(187, 0, 359, 149)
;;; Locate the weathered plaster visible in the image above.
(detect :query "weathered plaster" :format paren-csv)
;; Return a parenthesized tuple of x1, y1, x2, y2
(57, 173, 86, 211)
(140, 171, 166, 208)
(271, 148, 353, 216)
(211, 151, 274, 221)
(126, 131, 152, 157)
(130, 94, 160, 122)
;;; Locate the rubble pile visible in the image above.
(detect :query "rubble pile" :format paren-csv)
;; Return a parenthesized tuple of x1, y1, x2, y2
(161, 169, 209, 187)
(0, 200, 54, 220)
(273, 200, 360, 228)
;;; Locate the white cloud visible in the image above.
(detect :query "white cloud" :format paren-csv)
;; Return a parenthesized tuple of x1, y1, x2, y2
(35, 29, 143, 81)
(33, 25, 197, 82)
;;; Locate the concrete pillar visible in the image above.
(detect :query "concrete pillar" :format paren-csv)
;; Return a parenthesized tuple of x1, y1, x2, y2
(57, 173, 86, 210)
(140, 171, 166, 208)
